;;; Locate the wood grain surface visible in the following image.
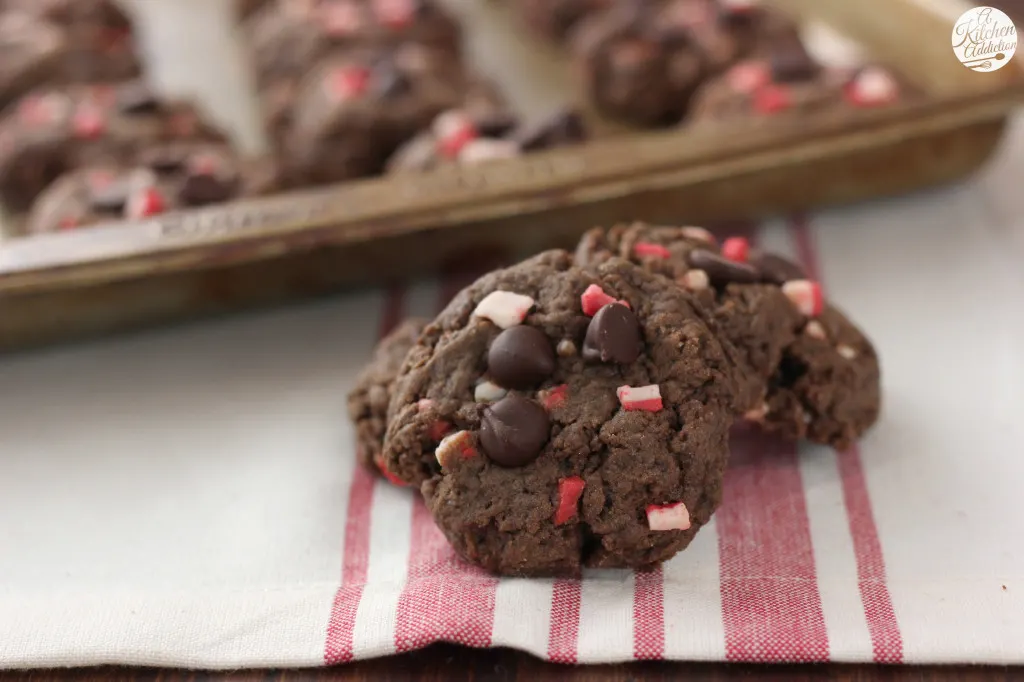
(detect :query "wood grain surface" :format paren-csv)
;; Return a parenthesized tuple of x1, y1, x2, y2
(1, 646, 1021, 682)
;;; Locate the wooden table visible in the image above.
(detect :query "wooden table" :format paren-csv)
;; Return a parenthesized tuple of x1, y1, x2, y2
(2, 646, 1019, 681)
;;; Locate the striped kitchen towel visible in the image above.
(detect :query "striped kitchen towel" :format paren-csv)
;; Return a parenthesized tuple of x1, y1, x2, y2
(1, 118, 1023, 668)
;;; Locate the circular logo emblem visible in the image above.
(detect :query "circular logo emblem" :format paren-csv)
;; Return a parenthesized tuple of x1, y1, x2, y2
(952, 6, 1017, 72)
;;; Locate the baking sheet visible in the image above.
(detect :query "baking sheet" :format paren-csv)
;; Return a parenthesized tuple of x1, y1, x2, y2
(0, 0, 911, 239)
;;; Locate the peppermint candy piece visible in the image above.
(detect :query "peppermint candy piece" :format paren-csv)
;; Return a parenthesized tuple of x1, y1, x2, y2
(434, 110, 478, 159)
(721, 236, 750, 262)
(633, 242, 671, 259)
(680, 269, 710, 291)
(616, 384, 663, 412)
(646, 502, 691, 531)
(459, 138, 520, 166)
(845, 67, 899, 108)
(554, 476, 586, 525)
(580, 284, 629, 317)
(472, 290, 536, 328)
(435, 430, 477, 469)
(782, 279, 824, 317)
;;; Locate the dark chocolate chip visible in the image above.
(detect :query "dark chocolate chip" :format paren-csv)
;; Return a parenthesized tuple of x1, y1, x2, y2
(768, 40, 819, 83)
(88, 180, 129, 212)
(475, 112, 519, 138)
(488, 326, 556, 390)
(751, 252, 805, 284)
(687, 249, 760, 287)
(479, 394, 550, 468)
(178, 173, 237, 206)
(116, 82, 161, 115)
(141, 147, 186, 173)
(583, 303, 642, 364)
(514, 109, 587, 152)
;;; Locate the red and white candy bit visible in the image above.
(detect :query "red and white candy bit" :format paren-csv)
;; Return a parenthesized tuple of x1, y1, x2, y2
(754, 84, 791, 115)
(435, 430, 477, 468)
(721, 236, 750, 262)
(18, 93, 67, 127)
(782, 279, 824, 317)
(539, 384, 569, 411)
(616, 384, 663, 412)
(554, 476, 586, 525)
(125, 187, 165, 219)
(472, 290, 535, 328)
(458, 138, 520, 166)
(837, 344, 858, 360)
(580, 284, 629, 316)
(680, 269, 709, 291)
(57, 216, 80, 231)
(474, 380, 508, 403)
(374, 453, 408, 487)
(433, 110, 478, 159)
(728, 61, 770, 94)
(680, 225, 717, 245)
(804, 320, 827, 340)
(646, 501, 691, 531)
(189, 152, 221, 176)
(428, 419, 452, 441)
(72, 103, 106, 139)
(844, 67, 899, 108)
(320, 0, 364, 35)
(632, 242, 671, 259)
(324, 66, 370, 102)
(372, 0, 415, 29)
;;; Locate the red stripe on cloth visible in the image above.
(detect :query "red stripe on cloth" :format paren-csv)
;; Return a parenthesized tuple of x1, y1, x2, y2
(790, 216, 904, 664)
(393, 254, 508, 655)
(718, 427, 830, 662)
(716, 223, 830, 662)
(325, 285, 407, 664)
(547, 579, 581, 663)
(633, 567, 666, 660)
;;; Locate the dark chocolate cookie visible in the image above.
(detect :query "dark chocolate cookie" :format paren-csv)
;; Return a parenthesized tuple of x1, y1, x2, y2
(575, 223, 881, 450)
(382, 250, 742, 576)
(0, 81, 227, 212)
(347, 318, 428, 483)
(386, 107, 586, 173)
(24, 142, 279, 234)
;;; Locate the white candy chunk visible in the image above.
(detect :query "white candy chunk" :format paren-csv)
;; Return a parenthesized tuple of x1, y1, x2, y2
(459, 138, 520, 165)
(432, 109, 473, 140)
(417, 398, 435, 412)
(744, 402, 769, 422)
(556, 339, 577, 357)
(851, 67, 899, 104)
(616, 384, 663, 412)
(474, 380, 508, 403)
(782, 279, 823, 317)
(680, 226, 716, 244)
(804, 321, 827, 340)
(837, 344, 858, 360)
(681, 269, 709, 291)
(646, 502, 692, 531)
(472, 290, 535, 328)
(435, 430, 473, 468)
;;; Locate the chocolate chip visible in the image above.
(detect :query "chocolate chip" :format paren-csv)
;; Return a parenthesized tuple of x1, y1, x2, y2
(116, 82, 161, 115)
(487, 326, 556, 390)
(475, 112, 519, 139)
(768, 41, 819, 83)
(178, 173, 237, 206)
(583, 303, 642, 364)
(751, 252, 805, 284)
(88, 180, 129, 212)
(687, 249, 760, 288)
(141, 147, 186, 173)
(479, 394, 550, 468)
(514, 109, 587, 152)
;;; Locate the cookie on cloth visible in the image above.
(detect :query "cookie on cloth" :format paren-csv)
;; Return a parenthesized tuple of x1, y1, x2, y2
(382, 250, 742, 576)
(574, 223, 881, 450)
(347, 318, 428, 483)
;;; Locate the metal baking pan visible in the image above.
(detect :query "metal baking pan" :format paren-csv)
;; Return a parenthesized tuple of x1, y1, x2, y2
(0, 0, 1022, 352)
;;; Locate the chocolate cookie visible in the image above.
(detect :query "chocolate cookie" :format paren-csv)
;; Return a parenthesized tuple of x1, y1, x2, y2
(574, 223, 880, 450)
(689, 52, 904, 125)
(0, 81, 227, 212)
(0, 12, 66, 114)
(277, 48, 494, 185)
(347, 318, 428, 481)
(24, 142, 279, 234)
(386, 107, 586, 173)
(382, 250, 742, 576)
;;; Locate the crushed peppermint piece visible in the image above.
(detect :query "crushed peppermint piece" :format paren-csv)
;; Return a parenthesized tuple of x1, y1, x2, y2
(804, 320, 827, 340)
(554, 476, 586, 525)
(472, 290, 536, 328)
(580, 284, 629, 316)
(617, 384, 663, 412)
(539, 384, 569, 410)
(782, 279, 824, 317)
(837, 344, 858, 360)
(680, 269, 710, 291)
(646, 502, 691, 531)
(474, 380, 508, 403)
(633, 242, 671, 259)
(435, 430, 477, 468)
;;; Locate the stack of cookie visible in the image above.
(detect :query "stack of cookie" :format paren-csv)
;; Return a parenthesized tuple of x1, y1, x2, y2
(0, 0, 281, 232)
(511, 0, 906, 128)
(234, 0, 590, 187)
(348, 224, 880, 577)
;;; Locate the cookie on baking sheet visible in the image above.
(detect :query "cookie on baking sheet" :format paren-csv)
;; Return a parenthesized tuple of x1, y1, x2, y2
(574, 223, 881, 450)
(347, 318, 428, 483)
(382, 250, 742, 576)
(24, 142, 279, 234)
